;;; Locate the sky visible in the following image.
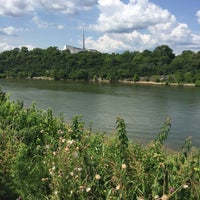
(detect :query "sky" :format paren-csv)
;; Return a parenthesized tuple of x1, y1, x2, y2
(0, 0, 200, 54)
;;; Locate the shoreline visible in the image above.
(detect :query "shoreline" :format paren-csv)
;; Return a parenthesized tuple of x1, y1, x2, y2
(117, 80, 195, 87)
(2, 76, 197, 87)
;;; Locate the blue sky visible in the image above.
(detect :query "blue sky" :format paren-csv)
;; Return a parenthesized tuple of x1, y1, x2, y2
(0, 0, 200, 54)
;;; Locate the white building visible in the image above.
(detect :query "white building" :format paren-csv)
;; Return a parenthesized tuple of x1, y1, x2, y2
(64, 45, 85, 54)
(64, 30, 98, 53)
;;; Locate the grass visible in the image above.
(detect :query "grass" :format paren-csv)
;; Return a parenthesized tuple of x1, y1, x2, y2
(0, 88, 200, 200)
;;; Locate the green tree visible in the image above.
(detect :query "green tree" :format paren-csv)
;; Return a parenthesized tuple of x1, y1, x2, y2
(184, 72, 193, 83)
(175, 72, 184, 84)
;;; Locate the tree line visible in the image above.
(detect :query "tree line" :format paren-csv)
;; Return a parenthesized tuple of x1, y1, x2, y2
(0, 45, 200, 84)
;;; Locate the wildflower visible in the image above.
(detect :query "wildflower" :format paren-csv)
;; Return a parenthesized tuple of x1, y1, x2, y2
(95, 174, 101, 180)
(169, 187, 175, 193)
(77, 167, 82, 172)
(54, 190, 58, 195)
(70, 172, 74, 176)
(61, 138, 66, 143)
(68, 128, 73, 133)
(72, 151, 78, 158)
(86, 187, 91, 192)
(137, 196, 145, 200)
(40, 129, 45, 133)
(154, 195, 159, 199)
(79, 186, 85, 191)
(116, 184, 121, 190)
(65, 146, 69, 152)
(49, 168, 54, 176)
(161, 194, 168, 200)
(183, 184, 189, 189)
(58, 129, 64, 134)
(58, 170, 63, 177)
(67, 140, 74, 146)
(41, 178, 46, 182)
(49, 171, 54, 176)
(53, 151, 56, 156)
(121, 163, 127, 169)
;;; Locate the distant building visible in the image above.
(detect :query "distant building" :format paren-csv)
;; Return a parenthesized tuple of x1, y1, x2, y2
(64, 45, 85, 54)
(64, 30, 98, 53)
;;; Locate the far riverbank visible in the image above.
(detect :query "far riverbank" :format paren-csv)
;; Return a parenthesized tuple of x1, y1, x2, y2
(2, 76, 198, 87)
(117, 80, 196, 87)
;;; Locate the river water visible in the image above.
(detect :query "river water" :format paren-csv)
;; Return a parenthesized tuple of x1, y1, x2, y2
(1, 79, 200, 149)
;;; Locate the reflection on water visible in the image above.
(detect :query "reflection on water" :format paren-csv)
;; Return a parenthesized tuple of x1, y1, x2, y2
(1, 79, 200, 149)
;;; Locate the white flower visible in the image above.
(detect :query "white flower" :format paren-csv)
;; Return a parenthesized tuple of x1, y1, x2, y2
(95, 174, 101, 180)
(70, 172, 74, 176)
(77, 167, 82, 172)
(61, 138, 66, 143)
(183, 184, 189, 189)
(67, 140, 74, 145)
(116, 184, 121, 190)
(86, 187, 91, 192)
(68, 128, 73, 133)
(54, 190, 58, 195)
(121, 163, 127, 169)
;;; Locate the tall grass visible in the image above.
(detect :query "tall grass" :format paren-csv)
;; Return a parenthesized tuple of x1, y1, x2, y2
(0, 88, 199, 200)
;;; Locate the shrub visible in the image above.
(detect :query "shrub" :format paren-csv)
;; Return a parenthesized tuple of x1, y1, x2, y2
(195, 80, 200, 87)
(0, 91, 199, 199)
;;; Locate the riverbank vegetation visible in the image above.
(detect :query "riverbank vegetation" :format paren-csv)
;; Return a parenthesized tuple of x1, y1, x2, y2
(0, 88, 200, 200)
(0, 45, 200, 86)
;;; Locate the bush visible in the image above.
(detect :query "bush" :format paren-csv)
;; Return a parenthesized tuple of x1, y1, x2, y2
(195, 80, 200, 87)
(0, 91, 199, 199)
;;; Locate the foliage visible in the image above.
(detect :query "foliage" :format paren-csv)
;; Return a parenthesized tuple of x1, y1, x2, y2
(0, 88, 200, 199)
(0, 45, 200, 83)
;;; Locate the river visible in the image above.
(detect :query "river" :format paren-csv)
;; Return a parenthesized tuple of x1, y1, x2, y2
(1, 79, 200, 149)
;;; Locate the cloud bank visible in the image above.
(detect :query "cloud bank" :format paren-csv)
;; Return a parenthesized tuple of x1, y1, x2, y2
(87, 0, 200, 54)
(0, 0, 200, 54)
(0, 0, 98, 16)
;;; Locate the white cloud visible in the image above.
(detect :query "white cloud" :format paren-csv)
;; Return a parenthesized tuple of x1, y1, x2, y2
(94, 0, 172, 32)
(32, 16, 64, 29)
(0, 26, 20, 36)
(86, 34, 130, 52)
(0, 39, 35, 52)
(39, 0, 97, 14)
(0, 41, 15, 52)
(196, 10, 200, 24)
(0, 0, 97, 16)
(87, 0, 200, 54)
(86, 31, 157, 53)
(0, 0, 33, 16)
(32, 16, 50, 29)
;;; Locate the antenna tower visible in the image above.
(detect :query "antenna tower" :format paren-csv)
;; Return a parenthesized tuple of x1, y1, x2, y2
(83, 28, 85, 50)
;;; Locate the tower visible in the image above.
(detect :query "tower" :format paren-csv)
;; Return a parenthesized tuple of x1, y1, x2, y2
(83, 28, 85, 50)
